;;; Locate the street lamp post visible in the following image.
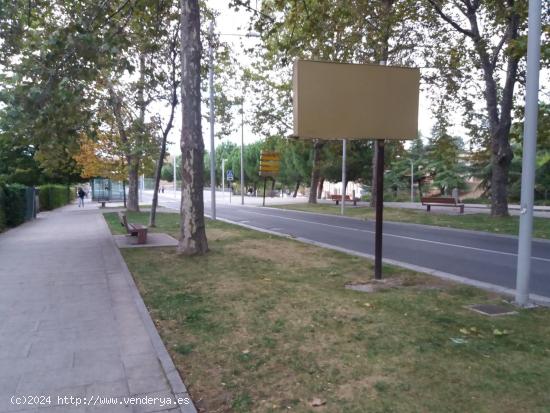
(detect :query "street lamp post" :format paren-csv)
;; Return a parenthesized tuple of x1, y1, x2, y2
(210, 31, 258, 210)
(208, 21, 216, 219)
(515, 0, 542, 307)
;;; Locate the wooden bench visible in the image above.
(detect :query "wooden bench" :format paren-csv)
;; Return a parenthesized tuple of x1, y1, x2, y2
(421, 197, 464, 214)
(330, 194, 359, 206)
(118, 212, 148, 244)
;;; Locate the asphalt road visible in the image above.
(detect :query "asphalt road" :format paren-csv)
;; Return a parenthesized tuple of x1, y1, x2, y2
(150, 194, 550, 300)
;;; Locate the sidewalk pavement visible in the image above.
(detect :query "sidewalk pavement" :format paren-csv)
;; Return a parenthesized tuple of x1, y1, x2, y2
(0, 204, 195, 413)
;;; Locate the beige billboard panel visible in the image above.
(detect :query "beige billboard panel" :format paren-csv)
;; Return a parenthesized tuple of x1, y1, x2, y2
(292, 60, 420, 140)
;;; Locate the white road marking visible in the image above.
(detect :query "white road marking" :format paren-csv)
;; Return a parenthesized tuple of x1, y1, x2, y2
(242, 210, 550, 263)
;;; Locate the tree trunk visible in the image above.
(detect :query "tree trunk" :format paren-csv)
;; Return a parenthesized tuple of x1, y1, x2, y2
(177, 0, 208, 255)
(490, 129, 513, 216)
(317, 176, 324, 199)
(293, 180, 300, 197)
(308, 140, 323, 204)
(127, 157, 140, 211)
(149, 32, 178, 227)
(150, 159, 164, 227)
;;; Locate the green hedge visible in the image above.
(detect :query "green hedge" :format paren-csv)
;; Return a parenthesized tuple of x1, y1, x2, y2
(2, 184, 27, 228)
(39, 184, 71, 211)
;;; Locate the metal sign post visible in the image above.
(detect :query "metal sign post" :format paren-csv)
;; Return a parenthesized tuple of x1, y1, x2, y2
(374, 140, 385, 280)
(262, 177, 267, 206)
(227, 170, 234, 205)
(341, 139, 347, 215)
(259, 151, 281, 207)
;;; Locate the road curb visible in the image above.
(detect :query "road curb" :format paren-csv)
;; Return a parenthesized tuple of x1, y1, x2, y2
(212, 215, 550, 307)
(263, 205, 550, 243)
(99, 214, 198, 413)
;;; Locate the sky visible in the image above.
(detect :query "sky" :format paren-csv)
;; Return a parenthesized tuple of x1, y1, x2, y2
(165, 0, 438, 158)
(166, 0, 548, 158)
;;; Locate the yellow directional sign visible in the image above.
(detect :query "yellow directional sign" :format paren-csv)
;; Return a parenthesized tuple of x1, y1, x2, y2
(259, 163, 280, 170)
(259, 151, 281, 177)
(260, 154, 280, 161)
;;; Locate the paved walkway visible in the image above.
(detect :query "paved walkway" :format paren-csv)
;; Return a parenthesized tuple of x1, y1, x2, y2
(0, 204, 195, 413)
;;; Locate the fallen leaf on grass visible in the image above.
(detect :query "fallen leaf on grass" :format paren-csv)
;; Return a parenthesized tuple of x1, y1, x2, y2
(309, 398, 326, 407)
(460, 327, 481, 336)
(493, 329, 511, 336)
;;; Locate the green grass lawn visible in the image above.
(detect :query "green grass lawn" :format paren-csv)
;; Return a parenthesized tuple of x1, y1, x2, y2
(104, 212, 550, 413)
(271, 203, 550, 239)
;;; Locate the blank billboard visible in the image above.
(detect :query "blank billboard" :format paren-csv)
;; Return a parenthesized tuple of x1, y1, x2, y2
(292, 60, 420, 140)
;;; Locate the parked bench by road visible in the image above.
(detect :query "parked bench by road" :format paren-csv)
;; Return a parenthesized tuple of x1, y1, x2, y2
(330, 195, 360, 206)
(421, 197, 465, 214)
(118, 212, 148, 244)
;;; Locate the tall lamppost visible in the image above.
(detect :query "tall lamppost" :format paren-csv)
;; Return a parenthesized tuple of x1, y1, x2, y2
(515, 0, 542, 306)
(208, 28, 259, 215)
(208, 21, 216, 219)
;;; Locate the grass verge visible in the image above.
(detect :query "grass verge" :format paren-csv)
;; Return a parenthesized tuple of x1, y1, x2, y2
(104, 212, 550, 413)
(271, 203, 550, 239)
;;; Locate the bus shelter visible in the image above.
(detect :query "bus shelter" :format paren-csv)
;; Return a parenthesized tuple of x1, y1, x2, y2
(91, 178, 125, 206)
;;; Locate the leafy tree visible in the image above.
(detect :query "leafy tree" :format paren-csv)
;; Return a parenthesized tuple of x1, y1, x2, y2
(423, 108, 467, 195)
(0, 1, 133, 186)
(238, 0, 425, 204)
(73, 132, 127, 181)
(509, 103, 550, 201)
(425, 0, 550, 216)
(149, 4, 181, 227)
(162, 162, 175, 182)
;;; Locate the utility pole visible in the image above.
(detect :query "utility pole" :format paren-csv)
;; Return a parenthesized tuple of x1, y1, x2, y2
(208, 20, 217, 220)
(515, 0, 542, 306)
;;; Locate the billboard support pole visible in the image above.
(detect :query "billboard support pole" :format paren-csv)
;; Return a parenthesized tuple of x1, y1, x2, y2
(341, 139, 347, 215)
(374, 139, 385, 280)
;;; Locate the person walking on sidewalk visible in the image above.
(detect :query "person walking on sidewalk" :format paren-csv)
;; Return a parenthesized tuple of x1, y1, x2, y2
(77, 187, 86, 207)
